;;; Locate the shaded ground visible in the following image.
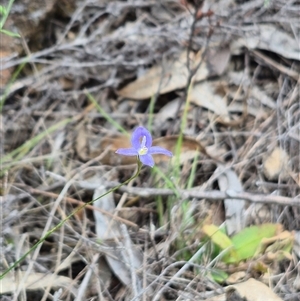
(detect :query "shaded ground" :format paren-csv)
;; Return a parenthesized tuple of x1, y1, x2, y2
(1, 0, 300, 300)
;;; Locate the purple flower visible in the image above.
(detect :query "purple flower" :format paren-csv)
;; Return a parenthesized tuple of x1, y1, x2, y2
(115, 126, 173, 167)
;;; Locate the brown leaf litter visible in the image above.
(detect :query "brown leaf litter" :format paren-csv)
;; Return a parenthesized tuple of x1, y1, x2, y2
(1, 0, 300, 300)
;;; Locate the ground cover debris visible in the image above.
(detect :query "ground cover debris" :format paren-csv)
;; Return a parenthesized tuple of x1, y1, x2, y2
(1, 0, 300, 300)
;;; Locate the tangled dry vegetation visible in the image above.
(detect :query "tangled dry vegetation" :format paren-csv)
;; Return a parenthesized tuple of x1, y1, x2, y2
(1, 0, 300, 300)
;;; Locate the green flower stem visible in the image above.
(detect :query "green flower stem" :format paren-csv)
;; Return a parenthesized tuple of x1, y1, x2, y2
(0, 159, 142, 279)
(85, 91, 128, 136)
(0, 0, 14, 29)
(0, 0, 20, 37)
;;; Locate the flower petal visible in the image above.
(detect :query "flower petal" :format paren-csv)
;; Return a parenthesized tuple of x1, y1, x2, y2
(139, 154, 154, 167)
(115, 148, 138, 156)
(131, 126, 152, 149)
(148, 146, 173, 157)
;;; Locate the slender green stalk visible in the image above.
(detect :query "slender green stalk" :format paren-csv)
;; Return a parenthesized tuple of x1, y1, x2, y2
(172, 83, 195, 254)
(0, 61, 27, 112)
(156, 195, 164, 227)
(264, 0, 271, 7)
(187, 150, 199, 189)
(147, 95, 156, 132)
(85, 91, 128, 135)
(179, 150, 198, 231)
(1, 119, 72, 177)
(0, 0, 20, 37)
(174, 82, 193, 181)
(153, 166, 179, 198)
(0, 0, 13, 28)
(0, 160, 142, 279)
(153, 165, 179, 227)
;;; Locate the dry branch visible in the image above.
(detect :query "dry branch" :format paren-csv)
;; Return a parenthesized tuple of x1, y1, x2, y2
(47, 177, 299, 207)
(111, 185, 299, 207)
(28, 188, 139, 229)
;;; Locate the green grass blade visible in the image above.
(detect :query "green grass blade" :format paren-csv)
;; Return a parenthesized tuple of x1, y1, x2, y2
(85, 91, 128, 135)
(152, 165, 179, 197)
(0, 60, 27, 112)
(0, 160, 143, 279)
(147, 95, 156, 133)
(186, 150, 199, 189)
(0, 0, 17, 31)
(174, 81, 193, 182)
(1, 118, 72, 175)
(0, 28, 20, 37)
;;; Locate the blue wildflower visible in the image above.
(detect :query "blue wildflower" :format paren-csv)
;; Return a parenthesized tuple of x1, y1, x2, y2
(115, 126, 173, 167)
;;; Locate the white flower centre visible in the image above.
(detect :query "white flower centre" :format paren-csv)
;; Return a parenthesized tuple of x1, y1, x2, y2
(138, 136, 148, 155)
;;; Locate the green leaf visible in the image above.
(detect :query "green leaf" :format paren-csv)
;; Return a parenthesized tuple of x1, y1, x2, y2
(0, 5, 7, 15)
(203, 224, 232, 249)
(202, 224, 238, 261)
(0, 28, 20, 37)
(223, 223, 278, 263)
(210, 269, 228, 283)
(0, 0, 15, 29)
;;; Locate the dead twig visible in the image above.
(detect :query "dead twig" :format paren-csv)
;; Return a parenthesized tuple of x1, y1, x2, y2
(251, 50, 299, 81)
(63, 179, 300, 207)
(28, 188, 139, 229)
(109, 185, 299, 207)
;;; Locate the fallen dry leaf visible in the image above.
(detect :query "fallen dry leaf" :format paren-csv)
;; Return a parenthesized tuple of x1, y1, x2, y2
(263, 147, 289, 180)
(75, 120, 91, 161)
(153, 135, 211, 165)
(118, 50, 210, 99)
(230, 24, 299, 61)
(206, 45, 231, 76)
(216, 164, 246, 235)
(0, 272, 75, 294)
(93, 185, 147, 292)
(226, 278, 283, 301)
(226, 271, 246, 284)
(205, 295, 226, 301)
(93, 184, 122, 240)
(205, 278, 284, 301)
(118, 46, 230, 100)
(86, 133, 212, 166)
(75, 120, 134, 165)
(155, 98, 183, 125)
(257, 230, 294, 262)
(188, 81, 230, 120)
(97, 134, 135, 166)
